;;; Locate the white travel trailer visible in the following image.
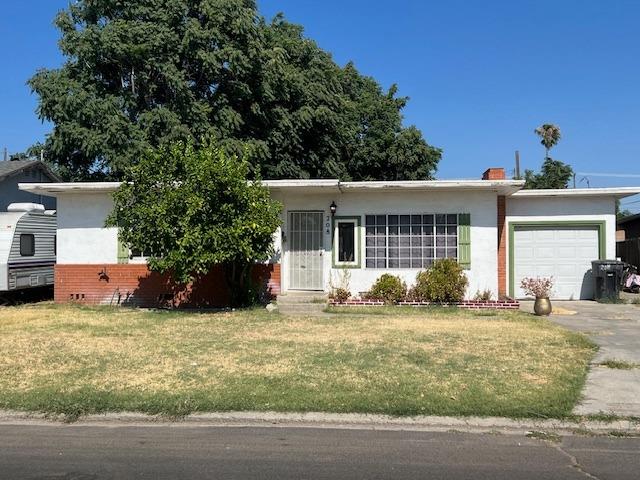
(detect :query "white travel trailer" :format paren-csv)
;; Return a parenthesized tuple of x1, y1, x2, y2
(0, 203, 56, 293)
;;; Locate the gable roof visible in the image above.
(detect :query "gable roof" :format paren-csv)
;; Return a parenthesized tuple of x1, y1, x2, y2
(0, 160, 62, 182)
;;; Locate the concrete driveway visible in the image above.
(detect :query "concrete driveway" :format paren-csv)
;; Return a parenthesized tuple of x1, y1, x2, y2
(528, 300, 640, 417)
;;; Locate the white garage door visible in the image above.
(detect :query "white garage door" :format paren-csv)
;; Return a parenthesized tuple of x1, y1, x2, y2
(513, 226, 600, 300)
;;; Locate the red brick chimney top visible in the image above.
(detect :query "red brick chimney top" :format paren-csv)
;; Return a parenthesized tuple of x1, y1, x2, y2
(482, 168, 506, 180)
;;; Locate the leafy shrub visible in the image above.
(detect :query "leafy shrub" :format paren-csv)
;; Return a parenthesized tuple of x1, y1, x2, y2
(473, 289, 493, 302)
(329, 270, 351, 303)
(330, 288, 351, 303)
(410, 259, 468, 303)
(367, 274, 407, 304)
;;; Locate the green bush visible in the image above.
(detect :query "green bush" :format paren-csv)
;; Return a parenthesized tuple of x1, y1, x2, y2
(410, 259, 468, 303)
(330, 288, 351, 303)
(367, 274, 407, 304)
(473, 289, 493, 302)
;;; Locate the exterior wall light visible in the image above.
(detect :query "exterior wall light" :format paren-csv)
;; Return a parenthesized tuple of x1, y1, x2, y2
(330, 201, 337, 216)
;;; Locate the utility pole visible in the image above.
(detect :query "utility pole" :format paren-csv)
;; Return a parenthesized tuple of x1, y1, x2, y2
(514, 151, 521, 179)
(3, 147, 7, 162)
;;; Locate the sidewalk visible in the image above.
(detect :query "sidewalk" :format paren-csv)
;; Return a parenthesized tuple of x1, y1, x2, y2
(537, 300, 640, 416)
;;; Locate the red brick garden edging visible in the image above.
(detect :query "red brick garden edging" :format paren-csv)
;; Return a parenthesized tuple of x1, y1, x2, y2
(328, 299, 520, 310)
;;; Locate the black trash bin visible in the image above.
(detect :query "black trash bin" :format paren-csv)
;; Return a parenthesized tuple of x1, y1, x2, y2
(591, 260, 625, 301)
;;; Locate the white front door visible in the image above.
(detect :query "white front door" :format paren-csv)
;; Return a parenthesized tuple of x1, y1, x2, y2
(288, 211, 324, 290)
(513, 226, 600, 300)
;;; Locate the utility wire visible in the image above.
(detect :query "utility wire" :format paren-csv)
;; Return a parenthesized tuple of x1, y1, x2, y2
(577, 172, 640, 178)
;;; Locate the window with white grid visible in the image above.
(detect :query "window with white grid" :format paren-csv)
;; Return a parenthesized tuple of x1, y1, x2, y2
(365, 214, 458, 269)
(364, 215, 387, 268)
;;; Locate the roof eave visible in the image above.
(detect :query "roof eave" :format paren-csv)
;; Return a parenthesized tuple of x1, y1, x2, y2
(512, 187, 640, 199)
(338, 180, 524, 195)
(20, 179, 528, 197)
(18, 182, 122, 197)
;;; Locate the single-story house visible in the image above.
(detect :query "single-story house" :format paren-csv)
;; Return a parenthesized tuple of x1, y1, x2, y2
(617, 213, 640, 267)
(617, 213, 640, 242)
(0, 159, 60, 210)
(19, 168, 640, 306)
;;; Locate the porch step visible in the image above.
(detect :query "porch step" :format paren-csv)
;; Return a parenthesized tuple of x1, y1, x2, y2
(276, 292, 328, 316)
(276, 292, 328, 304)
(277, 303, 327, 316)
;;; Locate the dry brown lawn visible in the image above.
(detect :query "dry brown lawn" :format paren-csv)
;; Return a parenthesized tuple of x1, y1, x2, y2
(0, 303, 595, 418)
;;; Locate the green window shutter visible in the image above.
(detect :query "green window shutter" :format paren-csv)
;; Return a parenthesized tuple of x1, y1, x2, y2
(117, 236, 129, 264)
(458, 213, 471, 270)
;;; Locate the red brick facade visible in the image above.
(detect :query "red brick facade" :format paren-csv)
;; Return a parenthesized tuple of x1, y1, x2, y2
(55, 263, 281, 308)
(497, 195, 507, 297)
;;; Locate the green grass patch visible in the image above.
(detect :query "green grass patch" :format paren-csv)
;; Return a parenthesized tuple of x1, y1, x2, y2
(596, 297, 625, 304)
(0, 303, 595, 419)
(526, 431, 562, 443)
(600, 360, 639, 370)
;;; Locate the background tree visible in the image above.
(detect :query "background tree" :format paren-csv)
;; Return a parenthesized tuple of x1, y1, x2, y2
(30, 0, 441, 181)
(524, 158, 574, 189)
(6, 142, 47, 162)
(616, 199, 633, 220)
(524, 123, 573, 189)
(534, 124, 561, 159)
(107, 140, 282, 306)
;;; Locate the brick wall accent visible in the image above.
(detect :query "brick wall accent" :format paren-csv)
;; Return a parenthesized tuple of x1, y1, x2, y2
(482, 168, 506, 180)
(55, 263, 281, 308)
(497, 195, 507, 297)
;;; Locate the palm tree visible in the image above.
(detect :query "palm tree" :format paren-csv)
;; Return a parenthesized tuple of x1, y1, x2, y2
(534, 124, 561, 159)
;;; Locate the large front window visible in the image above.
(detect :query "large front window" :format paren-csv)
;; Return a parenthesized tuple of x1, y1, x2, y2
(365, 214, 459, 269)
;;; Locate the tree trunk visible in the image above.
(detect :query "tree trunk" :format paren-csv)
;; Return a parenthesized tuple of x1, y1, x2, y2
(223, 261, 252, 307)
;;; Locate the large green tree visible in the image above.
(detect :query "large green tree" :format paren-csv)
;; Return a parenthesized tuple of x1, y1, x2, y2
(524, 158, 574, 189)
(106, 140, 281, 306)
(30, 0, 440, 181)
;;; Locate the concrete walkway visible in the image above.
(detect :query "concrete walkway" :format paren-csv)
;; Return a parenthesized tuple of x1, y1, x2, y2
(534, 300, 640, 416)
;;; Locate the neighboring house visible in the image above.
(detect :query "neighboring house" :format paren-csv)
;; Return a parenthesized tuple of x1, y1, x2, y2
(616, 213, 640, 267)
(19, 168, 640, 306)
(0, 160, 60, 210)
(617, 213, 640, 241)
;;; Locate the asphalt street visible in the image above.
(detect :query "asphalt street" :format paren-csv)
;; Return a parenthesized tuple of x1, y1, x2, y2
(0, 424, 638, 479)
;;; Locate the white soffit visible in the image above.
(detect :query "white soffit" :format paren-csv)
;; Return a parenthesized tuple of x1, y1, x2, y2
(20, 178, 531, 198)
(512, 187, 640, 199)
(339, 180, 524, 195)
(18, 182, 122, 197)
(262, 179, 341, 192)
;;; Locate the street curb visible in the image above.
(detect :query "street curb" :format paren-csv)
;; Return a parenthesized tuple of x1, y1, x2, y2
(0, 410, 638, 436)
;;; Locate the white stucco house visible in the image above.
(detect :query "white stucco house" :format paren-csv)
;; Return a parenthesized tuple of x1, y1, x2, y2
(19, 168, 640, 306)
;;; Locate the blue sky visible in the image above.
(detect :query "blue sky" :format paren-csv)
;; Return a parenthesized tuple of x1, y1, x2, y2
(2, 0, 639, 210)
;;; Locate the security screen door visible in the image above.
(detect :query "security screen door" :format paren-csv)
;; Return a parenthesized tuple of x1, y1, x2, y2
(289, 211, 324, 290)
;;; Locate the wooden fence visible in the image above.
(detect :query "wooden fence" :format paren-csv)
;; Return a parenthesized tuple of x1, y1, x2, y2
(617, 238, 640, 268)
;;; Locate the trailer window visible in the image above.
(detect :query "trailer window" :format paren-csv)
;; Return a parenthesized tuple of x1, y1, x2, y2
(20, 234, 35, 256)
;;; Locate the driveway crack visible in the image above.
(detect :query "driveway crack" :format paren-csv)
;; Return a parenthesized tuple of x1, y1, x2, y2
(549, 442, 602, 480)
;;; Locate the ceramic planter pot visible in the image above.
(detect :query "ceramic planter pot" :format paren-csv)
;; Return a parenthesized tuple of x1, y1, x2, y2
(534, 297, 552, 316)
